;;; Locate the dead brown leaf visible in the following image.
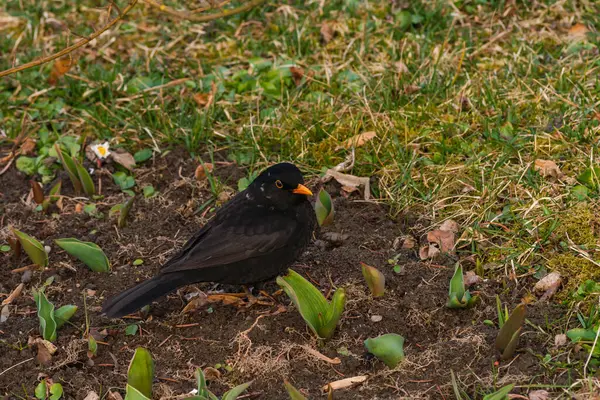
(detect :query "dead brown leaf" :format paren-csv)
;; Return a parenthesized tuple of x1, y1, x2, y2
(20, 138, 36, 155)
(0, 305, 8, 323)
(554, 334, 567, 347)
(322, 375, 367, 392)
(48, 57, 74, 85)
(464, 271, 481, 287)
(335, 131, 377, 150)
(528, 390, 549, 400)
(195, 163, 214, 180)
(534, 159, 563, 179)
(83, 392, 100, 400)
(2, 283, 24, 305)
(438, 219, 460, 234)
(320, 22, 334, 43)
(193, 81, 217, 109)
(0, 13, 23, 31)
(33, 338, 57, 366)
(534, 272, 562, 301)
(404, 84, 420, 95)
(182, 292, 209, 313)
(419, 244, 440, 260)
(111, 151, 136, 171)
(394, 61, 409, 76)
(568, 23, 589, 40)
(107, 391, 124, 400)
(402, 236, 416, 249)
(202, 366, 221, 381)
(290, 66, 305, 86)
(427, 230, 455, 253)
(322, 169, 370, 200)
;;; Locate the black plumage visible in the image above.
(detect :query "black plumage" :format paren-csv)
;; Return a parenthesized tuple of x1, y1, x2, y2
(102, 162, 316, 318)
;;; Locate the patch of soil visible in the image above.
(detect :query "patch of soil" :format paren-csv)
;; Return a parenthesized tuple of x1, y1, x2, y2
(0, 149, 574, 399)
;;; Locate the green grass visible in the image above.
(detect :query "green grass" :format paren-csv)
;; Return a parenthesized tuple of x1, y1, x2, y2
(2, 0, 600, 395)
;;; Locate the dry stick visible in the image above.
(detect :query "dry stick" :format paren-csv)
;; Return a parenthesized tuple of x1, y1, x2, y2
(0, 0, 139, 78)
(140, 0, 267, 22)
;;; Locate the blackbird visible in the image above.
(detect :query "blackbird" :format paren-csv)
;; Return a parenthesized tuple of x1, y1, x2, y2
(102, 162, 317, 318)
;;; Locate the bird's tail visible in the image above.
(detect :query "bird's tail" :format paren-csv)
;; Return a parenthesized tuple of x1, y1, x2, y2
(102, 273, 189, 318)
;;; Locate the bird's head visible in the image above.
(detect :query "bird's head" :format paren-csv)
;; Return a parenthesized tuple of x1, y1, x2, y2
(248, 162, 313, 208)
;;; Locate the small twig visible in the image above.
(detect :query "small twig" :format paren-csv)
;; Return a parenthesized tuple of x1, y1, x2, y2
(0, 0, 139, 78)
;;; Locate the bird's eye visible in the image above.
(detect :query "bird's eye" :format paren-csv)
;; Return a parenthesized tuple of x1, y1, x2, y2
(275, 180, 283, 189)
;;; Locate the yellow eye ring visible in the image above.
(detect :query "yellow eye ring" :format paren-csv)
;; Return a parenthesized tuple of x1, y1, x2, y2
(275, 180, 283, 189)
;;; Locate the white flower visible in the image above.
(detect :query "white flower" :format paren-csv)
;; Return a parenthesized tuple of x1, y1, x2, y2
(91, 142, 111, 159)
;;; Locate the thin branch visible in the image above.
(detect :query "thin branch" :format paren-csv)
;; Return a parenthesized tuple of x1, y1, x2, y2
(0, 0, 139, 79)
(140, 0, 267, 22)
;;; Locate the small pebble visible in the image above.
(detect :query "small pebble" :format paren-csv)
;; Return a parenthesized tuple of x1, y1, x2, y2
(371, 315, 383, 322)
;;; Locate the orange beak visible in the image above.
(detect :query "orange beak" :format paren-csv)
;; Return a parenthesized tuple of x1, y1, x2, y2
(292, 184, 313, 196)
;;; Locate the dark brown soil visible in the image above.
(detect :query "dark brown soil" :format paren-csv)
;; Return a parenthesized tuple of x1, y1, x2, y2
(0, 149, 573, 399)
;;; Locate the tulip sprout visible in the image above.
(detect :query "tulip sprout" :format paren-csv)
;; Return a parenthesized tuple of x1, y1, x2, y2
(447, 263, 478, 309)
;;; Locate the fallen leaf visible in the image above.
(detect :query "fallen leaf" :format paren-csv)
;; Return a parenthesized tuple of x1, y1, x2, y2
(322, 375, 367, 392)
(111, 151, 136, 171)
(439, 219, 460, 233)
(193, 81, 217, 109)
(0, 13, 23, 31)
(568, 23, 589, 40)
(322, 169, 370, 200)
(402, 236, 416, 249)
(394, 61, 409, 76)
(321, 21, 334, 43)
(34, 338, 57, 366)
(554, 334, 567, 347)
(107, 391, 124, 400)
(75, 203, 83, 213)
(534, 159, 563, 179)
(335, 131, 377, 150)
(534, 272, 562, 301)
(182, 292, 209, 313)
(2, 283, 24, 305)
(290, 66, 305, 86)
(0, 305, 9, 323)
(195, 163, 214, 180)
(427, 230, 455, 253)
(48, 57, 74, 85)
(404, 84, 420, 94)
(464, 271, 481, 287)
(83, 392, 100, 400)
(20, 138, 37, 155)
(202, 366, 221, 381)
(419, 244, 440, 260)
(528, 390, 549, 400)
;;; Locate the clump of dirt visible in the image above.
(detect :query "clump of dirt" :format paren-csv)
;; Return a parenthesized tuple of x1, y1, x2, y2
(0, 148, 573, 399)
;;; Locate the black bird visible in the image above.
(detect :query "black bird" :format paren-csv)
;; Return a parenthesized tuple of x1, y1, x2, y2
(102, 162, 316, 318)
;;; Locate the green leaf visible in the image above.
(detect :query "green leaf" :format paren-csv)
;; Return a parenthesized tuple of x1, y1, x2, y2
(577, 167, 600, 189)
(495, 304, 526, 359)
(88, 335, 98, 356)
(113, 171, 136, 190)
(361, 263, 385, 297)
(34, 290, 57, 342)
(49, 383, 63, 400)
(35, 380, 47, 400)
(54, 144, 82, 194)
(196, 368, 210, 398)
(482, 384, 514, 400)
(16, 156, 37, 175)
(127, 347, 154, 399)
(237, 177, 251, 192)
(221, 381, 252, 400)
(448, 262, 465, 299)
(567, 328, 598, 342)
(12, 228, 48, 267)
(284, 380, 307, 400)
(126, 324, 139, 336)
(572, 185, 589, 200)
(0, 245, 10, 252)
(364, 333, 405, 368)
(55, 238, 111, 272)
(54, 305, 77, 328)
(133, 259, 144, 266)
(43, 180, 62, 211)
(314, 188, 334, 226)
(75, 160, 95, 196)
(142, 185, 156, 198)
(134, 149, 153, 163)
(276, 269, 345, 339)
(125, 385, 151, 400)
(118, 196, 136, 228)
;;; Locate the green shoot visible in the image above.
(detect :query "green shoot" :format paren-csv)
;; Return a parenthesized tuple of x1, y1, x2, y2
(364, 333, 405, 368)
(191, 367, 251, 400)
(277, 268, 345, 339)
(495, 304, 526, 360)
(314, 188, 334, 226)
(33, 289, 76, 342)
(126, 347, 154, 400)
(447, 263, 478, 309)
(12, 228, 48, 268)
(361, 263, 385, 297)
(284, 380, 307, 400)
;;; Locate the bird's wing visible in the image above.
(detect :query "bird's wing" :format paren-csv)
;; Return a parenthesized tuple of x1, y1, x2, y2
(160, 204, 298, 273)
